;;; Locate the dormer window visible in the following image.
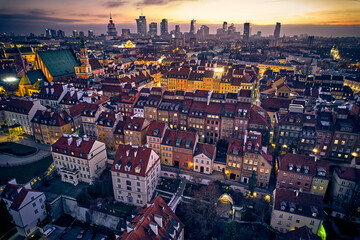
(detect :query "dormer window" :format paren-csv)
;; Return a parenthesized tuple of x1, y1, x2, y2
(135, 165, 141, 174)
(296, 166, 301, 172)
(280, 201, 286, 211)
(304, 166, 309, 174)
(288, 164, 294, 171)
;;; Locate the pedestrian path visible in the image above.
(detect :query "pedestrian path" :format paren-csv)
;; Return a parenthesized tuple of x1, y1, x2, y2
(168, 178, 187, 211)
(0, 138, 51, 167)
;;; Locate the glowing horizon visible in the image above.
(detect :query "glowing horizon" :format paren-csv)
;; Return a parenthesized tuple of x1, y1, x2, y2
(0, 0, 360, 36)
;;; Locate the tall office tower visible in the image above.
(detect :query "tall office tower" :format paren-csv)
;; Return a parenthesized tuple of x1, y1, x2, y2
(45, 29, 51, 38)
(274, 22, 281, 39)
(79, 31, 85, 39)
(107, 13, 118, 37)
(136, 15, 147, 37)
(46, 29, 56, 38)
(197, 25, 210, 39)
(50, 29, 56, 38)
(257, 31, 262, 38)
(190, 19, 196, 34)
(57, 30, 65, 39)
(228, 23, 236, 34)
(148, 22, 157, 37)
(307, 36, 314, 47)
(73, 30, 79, 38)
(223, 21, 228, 31)
(160, 19, 168, 36)
(175, 25, 181, 38)
(122, 29, 131, 39)
(88, 30, 94, 38)
(243, 22, 251, 40)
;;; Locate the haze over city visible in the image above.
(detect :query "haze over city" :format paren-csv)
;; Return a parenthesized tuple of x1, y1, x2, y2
(1, 0, 360, 239)
(1, 0, 360, 36)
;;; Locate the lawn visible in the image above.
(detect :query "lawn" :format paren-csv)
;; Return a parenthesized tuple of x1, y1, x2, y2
(157, 177, 181, 193)
(0, 142, 37, 156)
(183, 183, 202, 197)
(109, 202, 134, 216)
(0, 156, 53, 185)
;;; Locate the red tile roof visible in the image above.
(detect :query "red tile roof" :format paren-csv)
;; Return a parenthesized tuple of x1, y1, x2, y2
(279, 154, 329, 178)
(52, 136, 96, 159)
(146, 121, 167, 137)
(334, 167, 360, 182)
(0, 184, 38, 211)
(4, 98, 34, 114)
(194, 143, 216, 159)
(89, 58, 103, 70)
(162, 129, 197, 150)
(111, 145, 157, 177)
(32, 110, 72, 126)
(274, 188, 324, 220)
(118, 196, 183, 240)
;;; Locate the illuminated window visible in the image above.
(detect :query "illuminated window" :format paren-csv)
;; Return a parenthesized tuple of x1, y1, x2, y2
(334, 140, 339, 144)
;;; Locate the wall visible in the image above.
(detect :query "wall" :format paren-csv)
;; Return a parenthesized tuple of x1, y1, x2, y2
(48, 195, 120, 230)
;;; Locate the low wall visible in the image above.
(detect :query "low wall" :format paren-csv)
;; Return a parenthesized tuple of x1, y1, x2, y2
(48, 195, 120, 230)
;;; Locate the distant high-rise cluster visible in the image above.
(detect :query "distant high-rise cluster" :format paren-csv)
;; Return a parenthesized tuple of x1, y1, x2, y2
(160, 19, 168, 36)
(137, 15, 147, 37)
(274, 22, 281, 38)
(190, 19, 196, 34)
(148, 22, 158, 37)
(243, 22, 251, 40)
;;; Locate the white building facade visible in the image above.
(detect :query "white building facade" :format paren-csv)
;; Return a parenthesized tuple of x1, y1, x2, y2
(0, 179, 47, 237)
(111, 145, 161, 206)
(52, 134, 107, 185)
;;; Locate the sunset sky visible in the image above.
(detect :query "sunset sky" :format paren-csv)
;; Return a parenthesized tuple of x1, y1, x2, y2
(0, 0, 360, 36)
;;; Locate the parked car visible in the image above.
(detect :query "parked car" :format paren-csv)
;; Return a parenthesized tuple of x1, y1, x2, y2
(44, 227, 56, 237)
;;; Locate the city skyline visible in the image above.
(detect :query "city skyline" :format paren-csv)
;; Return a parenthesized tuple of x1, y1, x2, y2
(0, 0, 360, 37)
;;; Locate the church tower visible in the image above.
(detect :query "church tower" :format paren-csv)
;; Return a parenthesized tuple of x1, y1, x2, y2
(75, 40, 92, 79)
(107, 12, 118, 37)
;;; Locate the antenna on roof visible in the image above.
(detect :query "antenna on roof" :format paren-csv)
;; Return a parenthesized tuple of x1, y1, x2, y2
(141, 8, 143, 16)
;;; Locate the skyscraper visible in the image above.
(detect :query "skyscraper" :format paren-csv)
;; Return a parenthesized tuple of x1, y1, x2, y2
(175, 25, 181, 38)
(190, 19, 196, 34)
(148, 22, 157, 37)
(88, 30, 94, 38)
(136, 15, 147, 37)
(307, 36, 314, 47)
(197, 25, 210, 39)
(73, 30, 79, 38)
(223, 21, 228, 31)
(243, 22, 251, 40)
(122, 29, 131, 39)
(274, 22, 281, 39)
(107, 13, 118, 37)
(228, 23, 236, 35)
(57, 30, 65, 39)
(160, 19, 168, 36)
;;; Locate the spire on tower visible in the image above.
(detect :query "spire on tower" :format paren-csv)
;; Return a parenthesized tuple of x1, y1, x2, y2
(110, 11, 112, 20)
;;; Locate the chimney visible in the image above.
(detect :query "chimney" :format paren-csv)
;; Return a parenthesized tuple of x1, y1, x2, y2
(67, 137, 73, 146)
(149, 222, 158, 235)
(46, 88, 49, 94)
(154, 214, 163, 228)
(51, 88, 54, 94)
(126, 150, 130, 156)
(76, 138, 82, 147)
(134, 150, 137, 157)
